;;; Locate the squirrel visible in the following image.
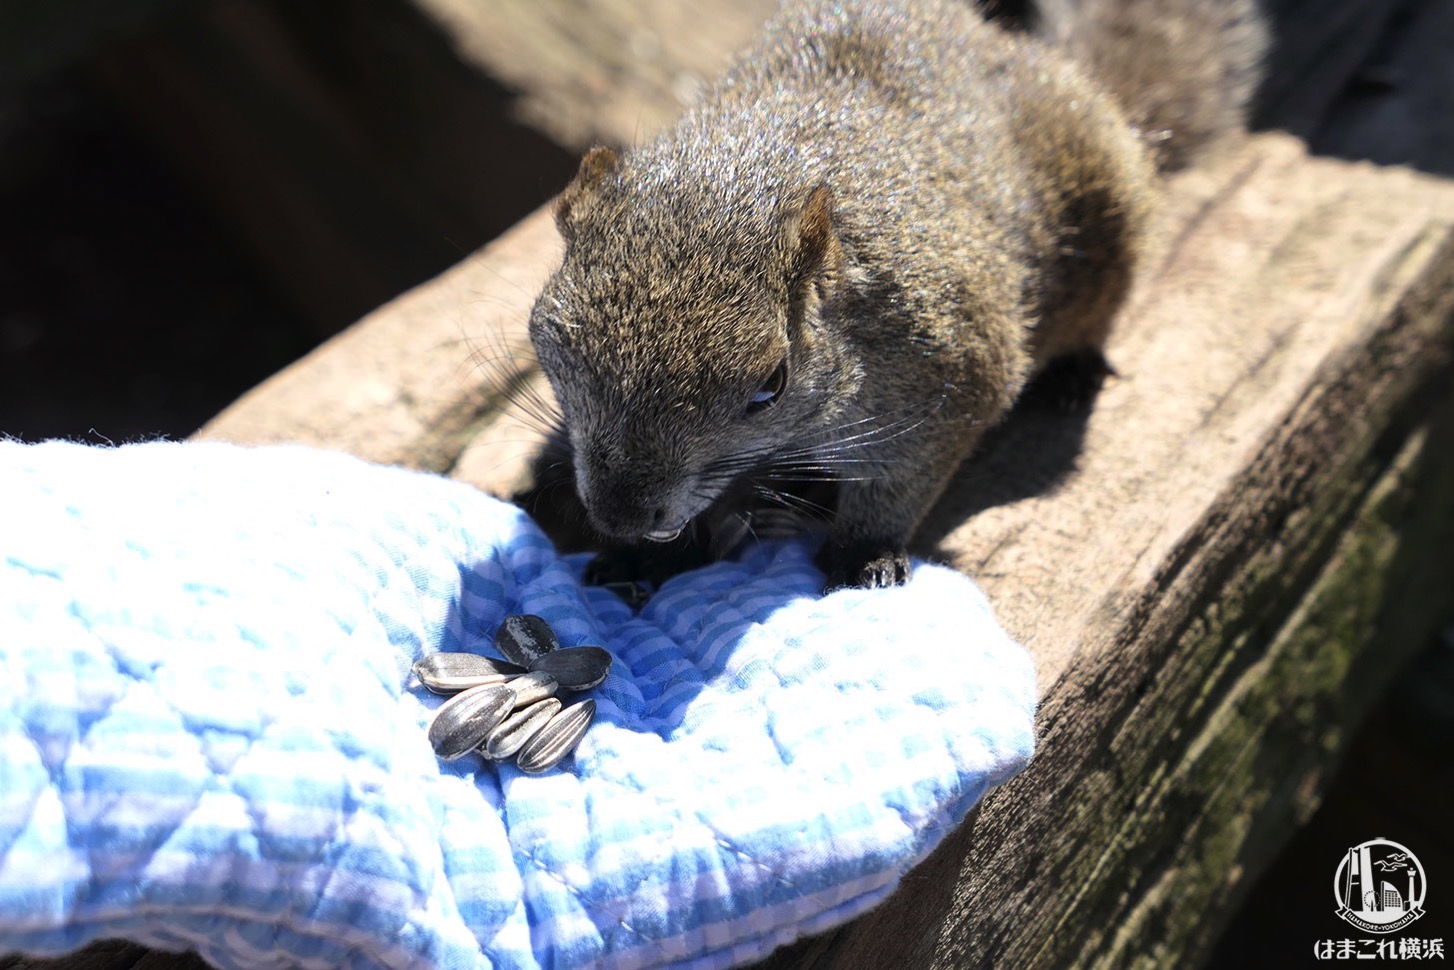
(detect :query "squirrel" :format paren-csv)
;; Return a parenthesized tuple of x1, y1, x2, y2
(522, 0, 1268, 591)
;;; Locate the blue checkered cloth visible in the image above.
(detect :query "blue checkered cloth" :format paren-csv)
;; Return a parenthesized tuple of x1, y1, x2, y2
(0, 439, 1035, 969)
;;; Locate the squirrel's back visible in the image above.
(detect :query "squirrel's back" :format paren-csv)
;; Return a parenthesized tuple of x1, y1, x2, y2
(1034, 0, 1269, 170)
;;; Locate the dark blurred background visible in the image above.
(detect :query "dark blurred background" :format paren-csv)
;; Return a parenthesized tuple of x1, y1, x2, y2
(0, 68, 312, 443)
(0, 1, 1449, 967)
(0, 0, 578, 443)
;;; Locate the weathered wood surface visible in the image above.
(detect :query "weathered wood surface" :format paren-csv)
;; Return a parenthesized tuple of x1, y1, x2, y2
(409, 0, 776, 149)
(760, 144, 1454, 969)
(192, 1, 1454, 967)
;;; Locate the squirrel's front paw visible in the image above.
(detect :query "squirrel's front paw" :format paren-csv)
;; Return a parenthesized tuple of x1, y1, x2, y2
(816, 542, 912, 591)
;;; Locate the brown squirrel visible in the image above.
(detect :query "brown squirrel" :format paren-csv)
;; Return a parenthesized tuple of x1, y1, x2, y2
(523, 0, 1267, 590)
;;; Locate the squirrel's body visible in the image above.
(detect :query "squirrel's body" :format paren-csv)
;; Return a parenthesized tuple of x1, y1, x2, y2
(527, 0, 1266, 589)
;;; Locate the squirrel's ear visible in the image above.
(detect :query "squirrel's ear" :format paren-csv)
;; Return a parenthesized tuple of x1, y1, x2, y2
(783, 184, 845, 302)
(555, 146, 620, 239)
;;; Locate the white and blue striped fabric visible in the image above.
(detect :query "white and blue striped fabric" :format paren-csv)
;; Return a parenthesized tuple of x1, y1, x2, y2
(0, 439, 1035, 970)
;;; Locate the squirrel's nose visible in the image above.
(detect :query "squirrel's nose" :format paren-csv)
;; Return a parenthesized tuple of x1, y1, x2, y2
(588, 497, 687, 542)
(575, 452, 694, 540)
(582, 484, 661, 538)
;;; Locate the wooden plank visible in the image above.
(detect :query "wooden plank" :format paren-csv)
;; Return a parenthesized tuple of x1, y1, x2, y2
(757, 145, 1454, 968)
(408, 0, 777, 149)
(197, 208, 562, 472)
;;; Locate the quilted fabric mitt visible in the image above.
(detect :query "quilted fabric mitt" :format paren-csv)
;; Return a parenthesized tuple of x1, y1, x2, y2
(0, 439, 1035, 970)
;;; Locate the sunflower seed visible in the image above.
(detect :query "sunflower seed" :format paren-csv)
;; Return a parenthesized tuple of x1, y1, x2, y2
(483, 697, 561, 760)
(528, 646, 612, 691)
(516, 699, 597, 774)
(507, 669, 559, 708)
(413, 652, 527, 694)
(419, 613, 608, 769)
(427, 683, 515, 761)
(495, 613, 560, 666)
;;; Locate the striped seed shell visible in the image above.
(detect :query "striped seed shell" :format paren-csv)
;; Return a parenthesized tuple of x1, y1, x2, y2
(516, 698, 596, 774)
(528, 646, 612, 691)
(507, 670, 559, 708)
(495, 613, 560, 666)
(427, 683, 515, 761)
(413, 652, 526, 694)
(483, 697, 561, 760)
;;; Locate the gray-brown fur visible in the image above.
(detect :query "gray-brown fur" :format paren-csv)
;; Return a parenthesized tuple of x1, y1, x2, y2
(1036, 0, 1268, 171)
(527, 0, 1266, 590)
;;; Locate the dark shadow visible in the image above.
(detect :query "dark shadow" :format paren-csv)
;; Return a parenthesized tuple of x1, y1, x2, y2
(0, 940, 211, 970)
(0, 70, 317, 443)
(1253, 0, 1454, 177)
(0, 0, 581, 444)
(913, 371, 1097, 561)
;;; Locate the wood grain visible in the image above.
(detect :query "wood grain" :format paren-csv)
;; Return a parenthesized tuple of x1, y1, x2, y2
(410, 0, 776, 149)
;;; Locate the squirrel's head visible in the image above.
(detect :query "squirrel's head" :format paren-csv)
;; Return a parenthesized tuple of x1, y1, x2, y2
(528, 145, 858, 543)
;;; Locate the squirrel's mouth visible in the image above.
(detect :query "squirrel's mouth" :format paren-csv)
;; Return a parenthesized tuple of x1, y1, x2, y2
(643, 525, 685, 543)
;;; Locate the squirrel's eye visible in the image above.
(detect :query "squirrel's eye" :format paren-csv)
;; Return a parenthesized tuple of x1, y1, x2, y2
(747, 359, 788, 415)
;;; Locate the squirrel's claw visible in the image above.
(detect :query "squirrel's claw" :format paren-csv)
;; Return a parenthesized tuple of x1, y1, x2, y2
(817, 542, 912, 592)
